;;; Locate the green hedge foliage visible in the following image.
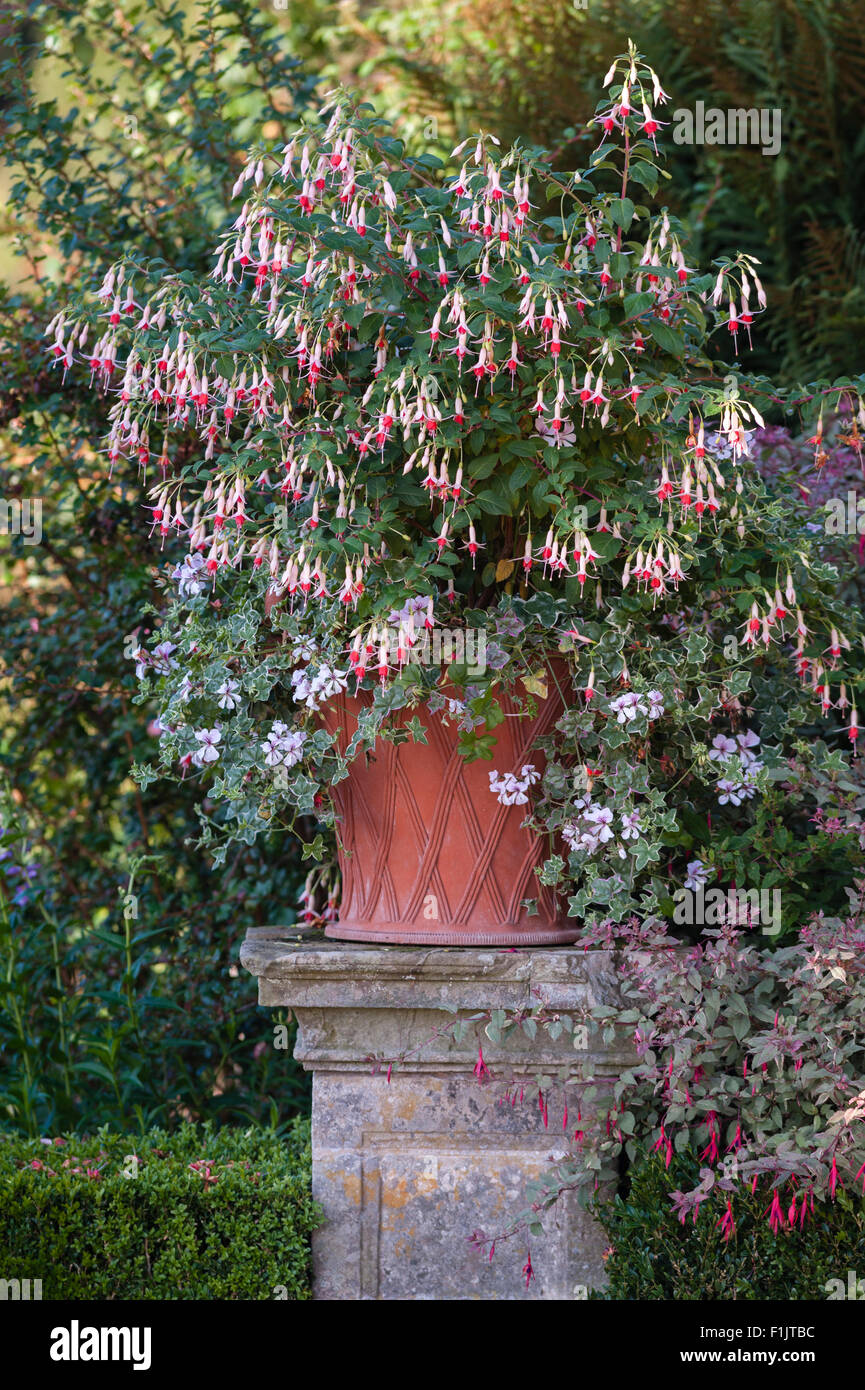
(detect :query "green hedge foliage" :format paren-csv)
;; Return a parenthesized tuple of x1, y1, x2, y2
(592, 1152, 865, 1301)
(0, 1120, 319, 1300)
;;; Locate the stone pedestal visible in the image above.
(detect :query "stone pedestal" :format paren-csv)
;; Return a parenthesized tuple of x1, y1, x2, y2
(240, 927, 631, 1301)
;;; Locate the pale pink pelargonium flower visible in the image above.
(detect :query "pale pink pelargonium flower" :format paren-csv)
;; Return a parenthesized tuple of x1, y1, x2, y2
(717, 777, 743, 807)
(710, 729, 762, 804)
(709, 734, 738, 761)
(291, 663, 349, 712)
(216, 679, 241, 710)
(581, 805, 615, 846)
(150, 641, 179, 675)
(620, 809, 642, 841)
(261, 721, 307, 769)
(684, 859, 709, 891)
(173, 553, 207, 598)
(193, 727, 222, 766)
(488, 763, 539, 806)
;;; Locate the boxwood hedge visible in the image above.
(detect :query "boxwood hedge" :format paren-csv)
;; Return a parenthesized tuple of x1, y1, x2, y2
(0, 1119, 319, 1300)
(591, 1152, 865, 1301)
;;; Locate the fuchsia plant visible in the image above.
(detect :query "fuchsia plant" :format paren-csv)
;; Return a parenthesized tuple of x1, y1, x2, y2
(479, 898, 865, 1258)
(49, 40, 865, 1238)
(50, 42, 865, 932)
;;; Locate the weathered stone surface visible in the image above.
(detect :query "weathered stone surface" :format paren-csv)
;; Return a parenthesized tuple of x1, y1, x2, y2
(241, 927, 631, 1300)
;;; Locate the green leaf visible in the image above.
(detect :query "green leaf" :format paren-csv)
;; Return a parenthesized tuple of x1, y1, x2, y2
(648, 321, 685, 356)
(628, 160, 659, 193)
(609, 251, 631, 280)
(609, 197, 635, 230)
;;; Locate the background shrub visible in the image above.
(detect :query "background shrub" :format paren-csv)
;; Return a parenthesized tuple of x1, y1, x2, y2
(592, 1151, 865, 1300)
(0, 0, 318, 1135)
(0, 1119, 318, 1299)
(287, 0, 865, 382)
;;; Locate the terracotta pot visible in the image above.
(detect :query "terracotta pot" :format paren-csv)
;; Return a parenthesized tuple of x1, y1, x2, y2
(322, 670, 580, 946)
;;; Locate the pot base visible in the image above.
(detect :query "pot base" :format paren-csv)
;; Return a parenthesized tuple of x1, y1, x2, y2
(324, 922, 582, 947)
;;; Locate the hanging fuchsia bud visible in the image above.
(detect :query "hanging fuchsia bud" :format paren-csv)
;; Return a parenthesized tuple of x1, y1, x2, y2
(785, 571, 796, 606)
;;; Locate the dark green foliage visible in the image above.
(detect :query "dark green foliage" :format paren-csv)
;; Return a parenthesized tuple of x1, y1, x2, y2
(1, 0, 318, 271)
(0, 1120, 319, 1299)
(592, 1152, 865, 1300)
(295, 0, 865, 382)
(0, 0, 318, 1135)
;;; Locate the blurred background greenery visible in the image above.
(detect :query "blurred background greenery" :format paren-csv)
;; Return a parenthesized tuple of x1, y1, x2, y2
(1, 0, 864, 1137)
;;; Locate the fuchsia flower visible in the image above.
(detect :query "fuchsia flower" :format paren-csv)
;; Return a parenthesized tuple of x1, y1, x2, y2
(829, 1154, 841, 1199)
(538, 1089, 549, 1129)
(717, 1200, 735, 1242)
(766, 1188, 784, 1233)
(652, 1124, 673, 1169)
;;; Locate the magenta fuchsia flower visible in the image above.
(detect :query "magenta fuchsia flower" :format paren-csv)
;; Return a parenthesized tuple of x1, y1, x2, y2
(717, 1199, 735, 1242)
